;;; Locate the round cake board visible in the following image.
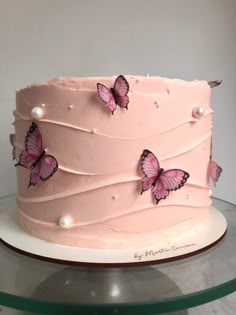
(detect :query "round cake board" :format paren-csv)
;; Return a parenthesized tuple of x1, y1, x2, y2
(0, 207, 227, 267)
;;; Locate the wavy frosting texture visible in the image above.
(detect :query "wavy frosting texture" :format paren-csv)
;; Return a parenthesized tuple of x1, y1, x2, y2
(15, 76, 212, 249)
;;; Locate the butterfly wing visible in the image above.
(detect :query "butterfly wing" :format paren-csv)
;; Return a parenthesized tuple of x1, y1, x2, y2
(17, 150, 37, 169)
(208, 80, 222, 88)
(25, 122, 43, 155)
(152, 169, 189, 204)
(140, 149, 160, 193)
(16, 122, 43, 168)
(10, 134, 16, 160)
(114, 95, 129, 109)
(97, 83, 117, 114)
(39, 155, 58, 181)
(208, 159, 222, 186)
(113, 75, 129, 109)
(29, 159, 42, 187)
(10, 133, 15, 147)
(29, 155, 58, 187)
(151, 180, 169, 203)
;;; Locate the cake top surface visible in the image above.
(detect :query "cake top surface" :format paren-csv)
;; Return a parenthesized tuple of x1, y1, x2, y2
(17, 75, 208, 93)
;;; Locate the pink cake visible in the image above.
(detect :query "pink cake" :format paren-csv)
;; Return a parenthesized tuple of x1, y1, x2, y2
(12, 75, 221, 249)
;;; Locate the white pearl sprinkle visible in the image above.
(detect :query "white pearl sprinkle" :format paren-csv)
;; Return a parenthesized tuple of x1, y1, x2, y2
(41, 103, 46, 108)
(192, 106, 205, 118)
(58, 216, 72, 228)
(91, 129, 96, 134)
(146, 73, 150, 77)
(31, 107, 45, 120)
(112, 194, 118, 200)
(209, 189, 213, 196)
(68, 105, 73, 109)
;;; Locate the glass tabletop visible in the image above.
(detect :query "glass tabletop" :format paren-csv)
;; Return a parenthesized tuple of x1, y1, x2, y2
(0, 195, 235, 315)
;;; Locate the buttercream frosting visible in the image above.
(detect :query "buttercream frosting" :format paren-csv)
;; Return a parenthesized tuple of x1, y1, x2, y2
(14, 75, 212, 249)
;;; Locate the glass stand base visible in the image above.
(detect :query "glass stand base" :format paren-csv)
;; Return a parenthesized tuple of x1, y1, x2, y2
(0, 206, 227, 266)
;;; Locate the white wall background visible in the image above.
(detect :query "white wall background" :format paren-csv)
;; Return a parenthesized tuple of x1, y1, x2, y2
(0, 0, 235, 204)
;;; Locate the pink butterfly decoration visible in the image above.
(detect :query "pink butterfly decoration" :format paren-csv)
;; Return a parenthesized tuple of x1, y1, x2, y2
(140, 150, 189, 204)
(207, 160, 222, 186)
(9, 134, 16, 160)
(15, 122, 58, 187)
(208, 138, 222, 186)
(97, 75, 129, 114)
(208, 80, 222, 88)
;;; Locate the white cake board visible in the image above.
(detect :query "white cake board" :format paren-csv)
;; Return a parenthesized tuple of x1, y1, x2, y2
(0, 207, 227, 266)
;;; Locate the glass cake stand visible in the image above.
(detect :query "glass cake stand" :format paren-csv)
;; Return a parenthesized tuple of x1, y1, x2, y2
(0, 195, 235, 315)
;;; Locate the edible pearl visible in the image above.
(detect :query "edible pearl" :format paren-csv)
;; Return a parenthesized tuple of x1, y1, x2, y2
(146, 73, 150, 77)
(112, 194, 118, 200)
(68, 105, 73, 109)
(58, 216, 72, 228)
(209, 189, 212, 196)
(41, 103, 46, 108)
(91, 128, 96, 134)
(192, 106, 205, 118)
(31, 107, 45, 120)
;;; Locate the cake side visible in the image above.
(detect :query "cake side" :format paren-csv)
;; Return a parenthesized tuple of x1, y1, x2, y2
(14, 76, 212, 249)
